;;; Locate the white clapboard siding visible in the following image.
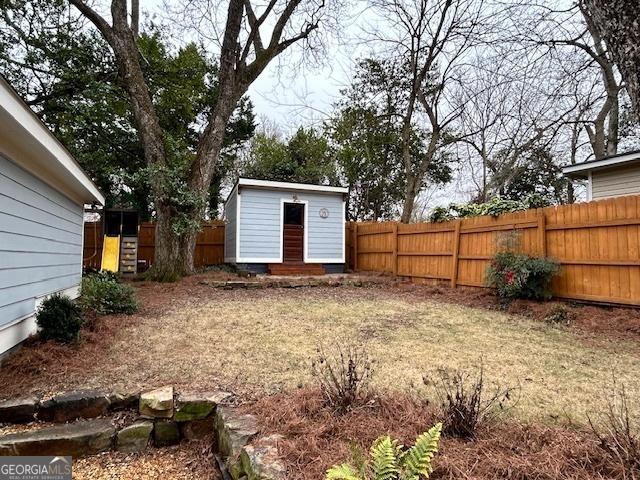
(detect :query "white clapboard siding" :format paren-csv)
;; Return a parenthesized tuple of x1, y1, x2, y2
(225, 185, 344, 264)
(592, 163, 640, 199)
(0, 154, 83, 328)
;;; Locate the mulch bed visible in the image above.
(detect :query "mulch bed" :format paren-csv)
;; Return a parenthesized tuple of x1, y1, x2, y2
(73, 437, 219, 480)
(243, 387, 626, 480)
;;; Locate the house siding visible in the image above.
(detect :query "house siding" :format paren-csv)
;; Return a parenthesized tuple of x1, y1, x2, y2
(591, 163, 640, 199)
(0, 153, 83, 329)
(224, 188, 237, 261)
(237, 187, 344, 262)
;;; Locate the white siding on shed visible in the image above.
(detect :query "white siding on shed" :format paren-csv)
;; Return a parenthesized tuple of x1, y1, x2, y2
(0, 154, 83, 330)
(236, 187, 344, 263)
(591, 163, 640, 200)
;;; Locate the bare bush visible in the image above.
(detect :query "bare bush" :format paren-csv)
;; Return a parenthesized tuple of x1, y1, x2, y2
(311, 343, 374, 414)
(589, 381, 640, 477)
(424, 364, 518, 439)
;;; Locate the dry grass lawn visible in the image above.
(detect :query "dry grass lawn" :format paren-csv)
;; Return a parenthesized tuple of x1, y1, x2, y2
(2, 282, 639, 424)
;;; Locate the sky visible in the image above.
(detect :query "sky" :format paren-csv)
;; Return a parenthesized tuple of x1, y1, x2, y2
(144, 0, 372, 132)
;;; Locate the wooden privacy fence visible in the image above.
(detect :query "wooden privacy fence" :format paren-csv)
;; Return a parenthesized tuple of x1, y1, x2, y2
(346, 195, 640, 306)
(83, 221, 225, 271)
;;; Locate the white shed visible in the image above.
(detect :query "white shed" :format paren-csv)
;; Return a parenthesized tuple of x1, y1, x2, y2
(223, 178, 347, 275)
(0, 76, 104, 356)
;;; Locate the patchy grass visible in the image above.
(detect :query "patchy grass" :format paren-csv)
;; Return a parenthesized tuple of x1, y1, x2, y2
(0, 282, 638, 425)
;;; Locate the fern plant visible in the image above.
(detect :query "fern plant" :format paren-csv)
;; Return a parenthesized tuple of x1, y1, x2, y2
(326, 423, 442, 480)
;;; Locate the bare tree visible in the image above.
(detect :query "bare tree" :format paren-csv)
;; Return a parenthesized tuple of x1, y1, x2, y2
(451, 50, 579, 203)
(511, 0, 623, 160)
(67, 0, 333, 279)
(367, 0, 485, 223)
(583, 0, 640, 121)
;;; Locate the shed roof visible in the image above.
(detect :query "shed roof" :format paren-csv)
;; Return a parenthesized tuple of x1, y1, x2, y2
(237, 177, 348, 193)
(225, 177, 348, 205)
(562, 150, 640, 179)
(0, 75, 105, 205)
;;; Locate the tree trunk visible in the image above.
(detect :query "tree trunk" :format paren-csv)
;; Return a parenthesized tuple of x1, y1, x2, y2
(400, 177, 419, 223)
(152, 204, 194, 281)
(567, 183, 575, 204)
(131, 0, 139, 36)
(584, 0, 640, 121)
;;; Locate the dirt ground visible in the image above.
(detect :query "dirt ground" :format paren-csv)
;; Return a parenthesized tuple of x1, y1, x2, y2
(0, 272, 638, 426)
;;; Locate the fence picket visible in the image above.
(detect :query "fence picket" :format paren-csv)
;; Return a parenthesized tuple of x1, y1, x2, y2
(346, 195, 640, 306)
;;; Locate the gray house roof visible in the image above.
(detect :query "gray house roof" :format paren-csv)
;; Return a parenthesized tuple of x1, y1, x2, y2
(563, 150, 640, 180)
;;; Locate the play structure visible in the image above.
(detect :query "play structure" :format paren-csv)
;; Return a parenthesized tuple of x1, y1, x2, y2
(100, 209, 140, 275)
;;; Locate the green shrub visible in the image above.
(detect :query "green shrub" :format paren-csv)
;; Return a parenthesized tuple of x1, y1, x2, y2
(486, 252, 559, 300)
(80, 271, 138, 314)
(36, 294, 85, 343)
(326, 423, 442, 480)
(429, 194, 550, 223)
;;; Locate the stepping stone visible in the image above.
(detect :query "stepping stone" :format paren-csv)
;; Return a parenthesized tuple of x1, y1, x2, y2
(0, 396, 39, 423)
(174, 391, 231, 421)
(38, 390, 110, 423)
(0, 418, 115, 457)
(116, 421, 153, 453)
(140, 386, 174, 418)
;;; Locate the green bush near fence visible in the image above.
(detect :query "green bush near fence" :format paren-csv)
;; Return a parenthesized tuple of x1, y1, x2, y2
(79, 271, 138, 315)
(486, 252, 560, 300)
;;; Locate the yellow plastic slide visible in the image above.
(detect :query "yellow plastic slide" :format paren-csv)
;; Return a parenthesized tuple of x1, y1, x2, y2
(101, 235, 120, 272)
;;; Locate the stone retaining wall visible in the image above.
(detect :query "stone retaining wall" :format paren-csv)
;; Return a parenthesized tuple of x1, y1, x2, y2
(0, 386, 285, 479)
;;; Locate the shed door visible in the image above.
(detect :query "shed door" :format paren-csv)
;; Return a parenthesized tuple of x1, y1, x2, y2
(283, 202, 305, 263)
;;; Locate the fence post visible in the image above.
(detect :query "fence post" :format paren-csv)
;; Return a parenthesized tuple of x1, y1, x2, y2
(537, 209, 547, 257)
(353, 223, 358, 271)
(450, 220, 462, 288)
(392, 222, 398, 276)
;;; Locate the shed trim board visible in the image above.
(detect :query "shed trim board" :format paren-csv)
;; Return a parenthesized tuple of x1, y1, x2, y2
(236, 177, 348, 194)
(236, 185, 241, 261)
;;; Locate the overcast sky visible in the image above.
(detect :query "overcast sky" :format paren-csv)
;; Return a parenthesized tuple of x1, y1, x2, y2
(143, 0, 375, 132)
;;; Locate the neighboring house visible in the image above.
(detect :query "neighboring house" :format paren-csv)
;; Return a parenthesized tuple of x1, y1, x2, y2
(563, 150, 640, 201)
(224, 178, 347, 275)
(0, 76, 104, 356)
